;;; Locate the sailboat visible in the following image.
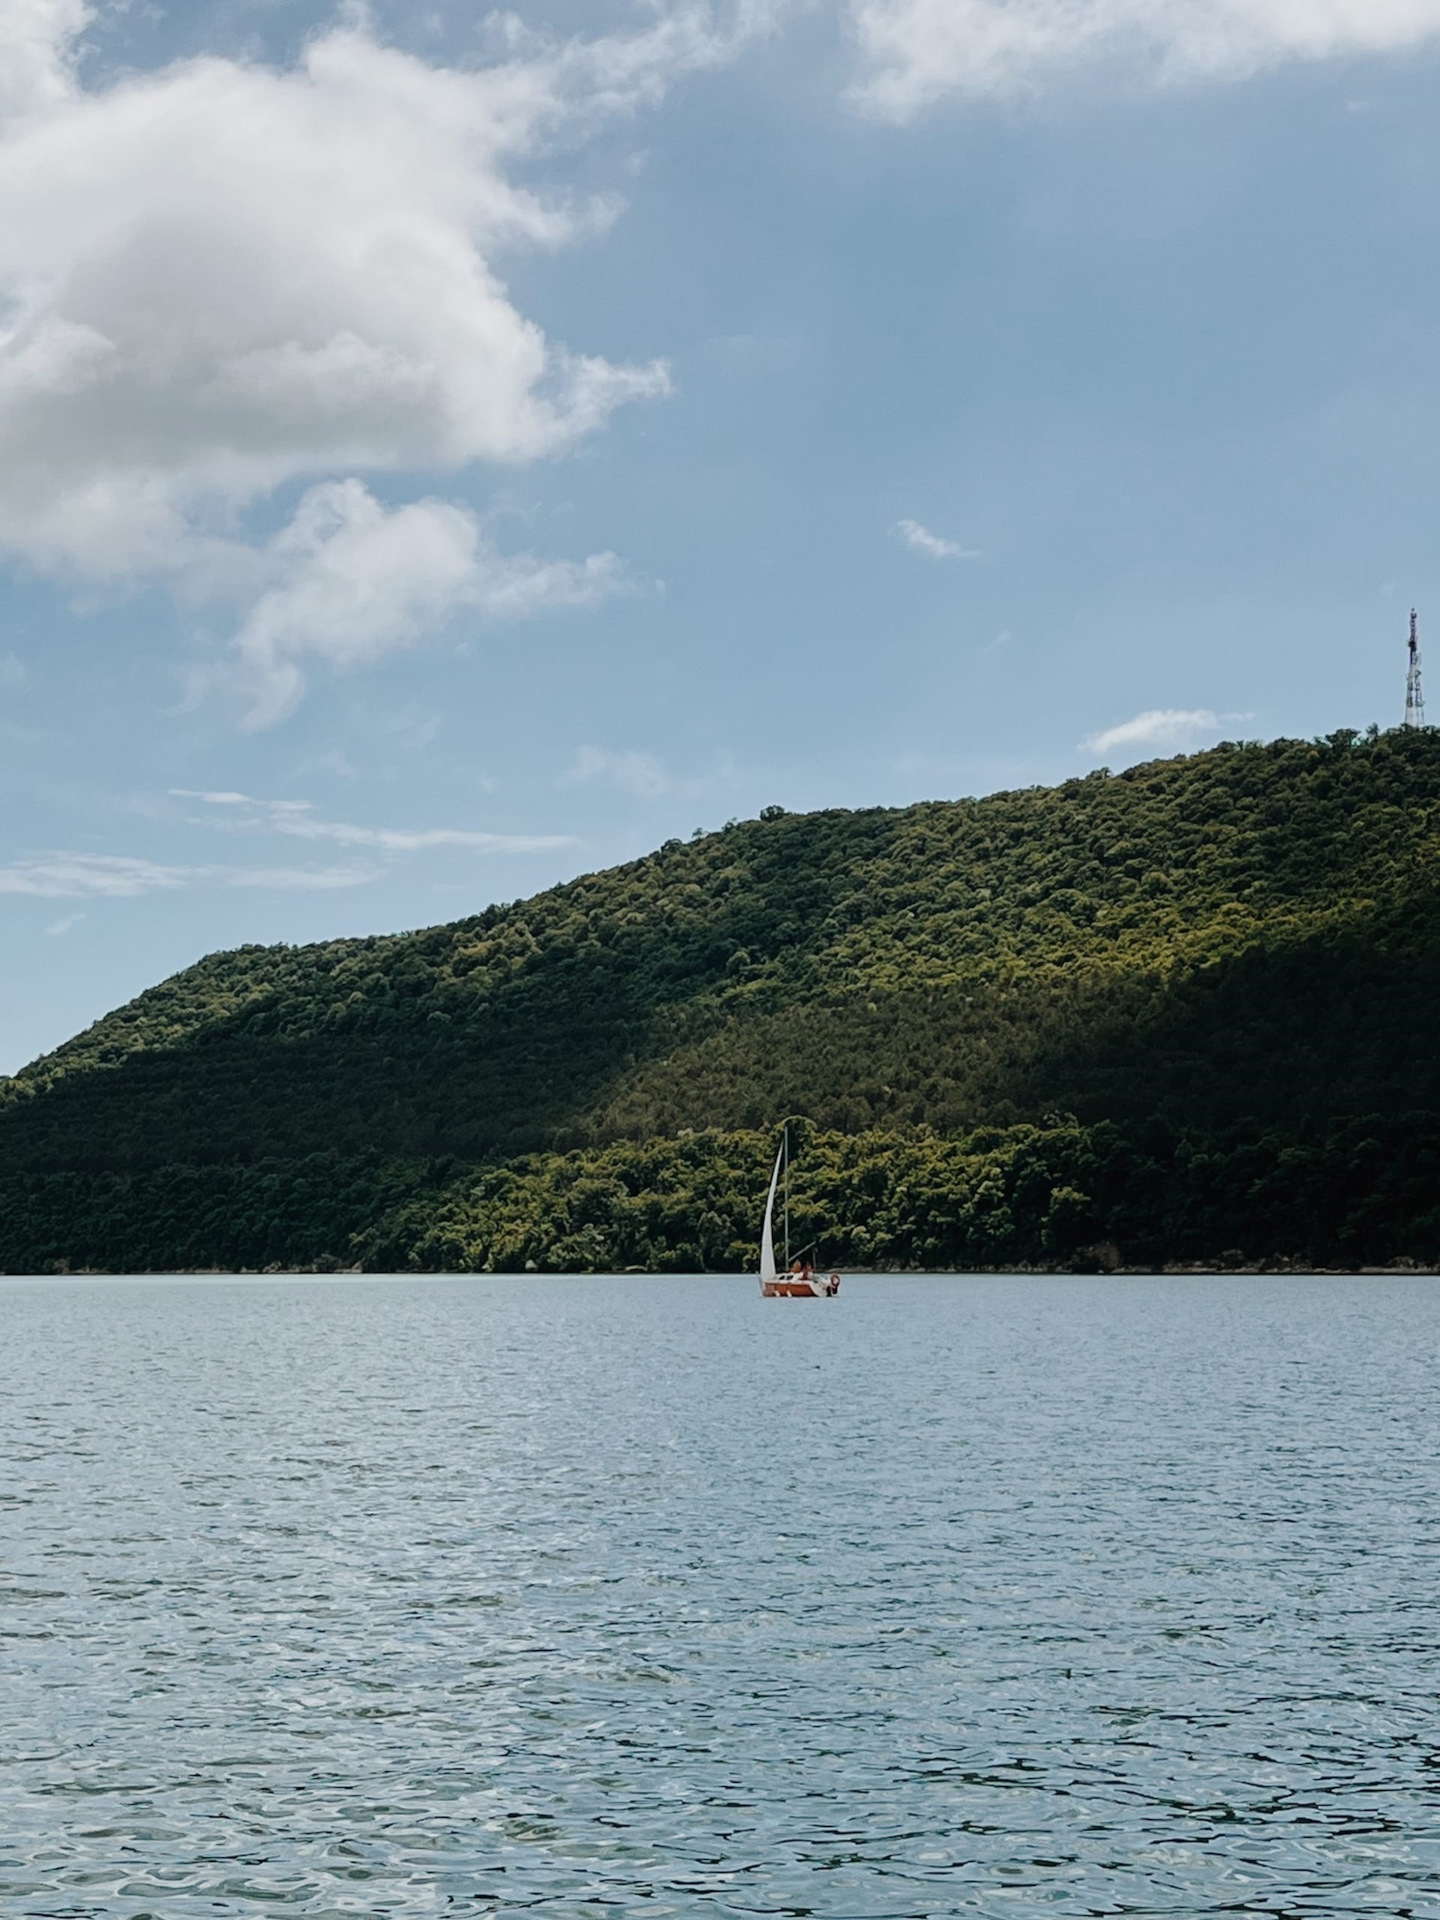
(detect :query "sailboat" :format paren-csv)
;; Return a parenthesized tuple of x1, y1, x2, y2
(758, 1127, 841, 1298)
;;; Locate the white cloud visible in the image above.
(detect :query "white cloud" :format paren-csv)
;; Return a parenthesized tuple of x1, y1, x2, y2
(1, 0, 85, 122)
(0, 851, 384, 896)
(846, 0, 1440, 118)
(893, 517, 977, 560)
(229, 481, 627, 725)
(172, 788, 574, 854)
(44, 910, 85, 935)
(561, 746, 671, 798)
(2, 789, 573, 904)
(0, 3, 766, 715)
(1083, 707, 1222, 756)
(0, 853, 196, 896)
(0, 783, 578, 899)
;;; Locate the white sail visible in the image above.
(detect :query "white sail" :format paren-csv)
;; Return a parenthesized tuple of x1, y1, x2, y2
(759, 1140, 784, 1287)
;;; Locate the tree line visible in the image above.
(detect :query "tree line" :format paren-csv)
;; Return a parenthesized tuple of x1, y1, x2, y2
(4, 1115, 1437, 1274)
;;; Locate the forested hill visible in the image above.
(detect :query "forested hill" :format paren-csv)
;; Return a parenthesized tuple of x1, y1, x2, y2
(4, 727, 1440, 1272)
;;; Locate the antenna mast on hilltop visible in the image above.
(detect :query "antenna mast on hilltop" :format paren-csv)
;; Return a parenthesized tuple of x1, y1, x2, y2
(1406, 610, 1426, 728)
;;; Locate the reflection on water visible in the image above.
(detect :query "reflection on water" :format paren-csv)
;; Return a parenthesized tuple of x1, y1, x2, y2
(3, 1273, 1440, 1917)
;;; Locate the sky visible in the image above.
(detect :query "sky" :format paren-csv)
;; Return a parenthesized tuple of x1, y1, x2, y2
(4, 0, 1440, 1071)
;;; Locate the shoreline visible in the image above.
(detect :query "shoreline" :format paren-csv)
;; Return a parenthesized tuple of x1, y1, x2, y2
(8, 1263, 1440, 1279)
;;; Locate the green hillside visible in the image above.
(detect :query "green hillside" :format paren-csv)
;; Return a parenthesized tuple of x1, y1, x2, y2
(4, 727, 1440, 1272)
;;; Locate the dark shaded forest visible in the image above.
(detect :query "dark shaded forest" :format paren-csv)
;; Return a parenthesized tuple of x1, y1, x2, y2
(4, 728, 1439, 1272)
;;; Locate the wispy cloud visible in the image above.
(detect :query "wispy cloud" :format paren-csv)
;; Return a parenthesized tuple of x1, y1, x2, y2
(45, 912, 86, 935)
(1083, 708, 1228, 756)
(847, 0, 1440, 120)
(1, 792, 577, 902)
(559, 746, 671, 800)
(0, 653, 25, 688)
(172, 790, 575, 855)
(0, 855, 195, 899)
(0, 853, 378, 898)
(893, 518, 978, 561)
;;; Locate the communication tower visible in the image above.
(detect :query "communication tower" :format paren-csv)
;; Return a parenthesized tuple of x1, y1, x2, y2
(1406, 609, 1426, 728)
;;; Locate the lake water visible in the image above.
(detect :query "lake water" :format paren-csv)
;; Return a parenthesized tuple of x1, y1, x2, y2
(3, 1274, 1440, 1918)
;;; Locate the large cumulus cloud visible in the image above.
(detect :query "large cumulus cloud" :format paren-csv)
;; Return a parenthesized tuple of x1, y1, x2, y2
(0, 5, 757, 716)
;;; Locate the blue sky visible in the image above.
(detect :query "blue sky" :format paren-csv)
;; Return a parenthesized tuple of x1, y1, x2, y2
(3, 0, 1440, 1071)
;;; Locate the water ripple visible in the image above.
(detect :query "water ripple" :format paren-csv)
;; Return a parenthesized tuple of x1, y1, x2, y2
(3, 1274, 1440, 1916)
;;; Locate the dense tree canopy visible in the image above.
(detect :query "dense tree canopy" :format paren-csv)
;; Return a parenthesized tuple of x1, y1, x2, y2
(3, 728, 1439, 1271)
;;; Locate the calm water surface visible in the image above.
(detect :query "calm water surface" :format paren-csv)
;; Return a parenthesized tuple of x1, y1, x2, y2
(3, 1274, 1440, 1918)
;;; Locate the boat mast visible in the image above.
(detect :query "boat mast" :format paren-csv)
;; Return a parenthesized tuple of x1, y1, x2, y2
(783, 1124, 790, 1269)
